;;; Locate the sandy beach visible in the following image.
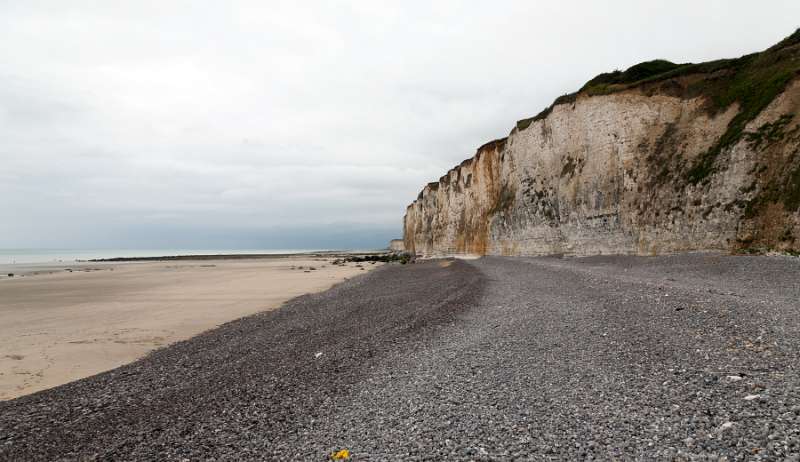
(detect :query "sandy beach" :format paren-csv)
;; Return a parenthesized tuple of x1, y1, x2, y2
(3, 255, 799, 459)
(0, 255, 379, 400)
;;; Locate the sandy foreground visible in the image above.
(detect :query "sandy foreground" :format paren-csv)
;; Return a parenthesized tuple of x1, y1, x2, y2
(0, 256, 379, 400)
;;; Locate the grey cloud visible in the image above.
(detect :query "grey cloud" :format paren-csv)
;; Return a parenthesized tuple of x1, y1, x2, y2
(2, 1, 799, 249)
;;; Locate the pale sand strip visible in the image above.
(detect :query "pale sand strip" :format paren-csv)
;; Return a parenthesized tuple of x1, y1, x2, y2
(0, 257, 379, 400)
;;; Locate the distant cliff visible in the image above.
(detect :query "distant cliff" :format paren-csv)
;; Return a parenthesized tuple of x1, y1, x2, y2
(404, 30, 800, 257)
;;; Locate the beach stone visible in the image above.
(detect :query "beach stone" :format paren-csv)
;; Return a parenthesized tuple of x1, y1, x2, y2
(1, 254, 799, 460)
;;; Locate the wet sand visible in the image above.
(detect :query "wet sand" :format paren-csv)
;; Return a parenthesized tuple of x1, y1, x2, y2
(0, 256, 378, 400)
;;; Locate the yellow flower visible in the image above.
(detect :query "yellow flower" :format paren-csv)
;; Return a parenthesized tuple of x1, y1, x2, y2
(330, 448, 350, 460)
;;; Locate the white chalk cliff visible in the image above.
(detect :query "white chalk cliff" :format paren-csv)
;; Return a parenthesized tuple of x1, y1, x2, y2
(404, 31, 800, 257)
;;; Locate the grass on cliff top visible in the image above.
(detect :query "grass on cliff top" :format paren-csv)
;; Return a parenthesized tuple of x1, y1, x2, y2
(579, 59, 686, 95)
(516, 93, 577, 131)
(517, 28, 800, 184)
(684, 41, 800, 183)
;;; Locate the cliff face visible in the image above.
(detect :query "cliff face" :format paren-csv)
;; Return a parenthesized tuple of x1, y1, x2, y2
(404, 31, 800, 257)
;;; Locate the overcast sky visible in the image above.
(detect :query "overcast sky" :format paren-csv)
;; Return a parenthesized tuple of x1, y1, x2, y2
(1, 1, 798, 249)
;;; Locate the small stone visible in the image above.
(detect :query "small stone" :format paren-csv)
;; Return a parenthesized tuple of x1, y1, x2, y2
(314, 352, 323, 358)
(744, 394, 760, 401)
(720, 421, 734, 431)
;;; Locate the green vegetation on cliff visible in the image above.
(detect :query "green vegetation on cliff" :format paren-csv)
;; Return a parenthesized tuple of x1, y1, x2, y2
(519, 29, 800, 184)
(685, 36, 800, 183)
(580, 59, 685, 95)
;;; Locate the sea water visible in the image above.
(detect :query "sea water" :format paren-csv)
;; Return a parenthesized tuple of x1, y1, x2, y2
(0, 249, 322, 265)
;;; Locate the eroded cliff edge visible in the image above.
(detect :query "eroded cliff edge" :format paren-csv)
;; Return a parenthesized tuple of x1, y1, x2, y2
(404, 30, 800, 257)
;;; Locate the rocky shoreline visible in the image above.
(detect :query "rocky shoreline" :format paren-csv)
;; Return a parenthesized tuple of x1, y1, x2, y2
(2, 254, 798, 460)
